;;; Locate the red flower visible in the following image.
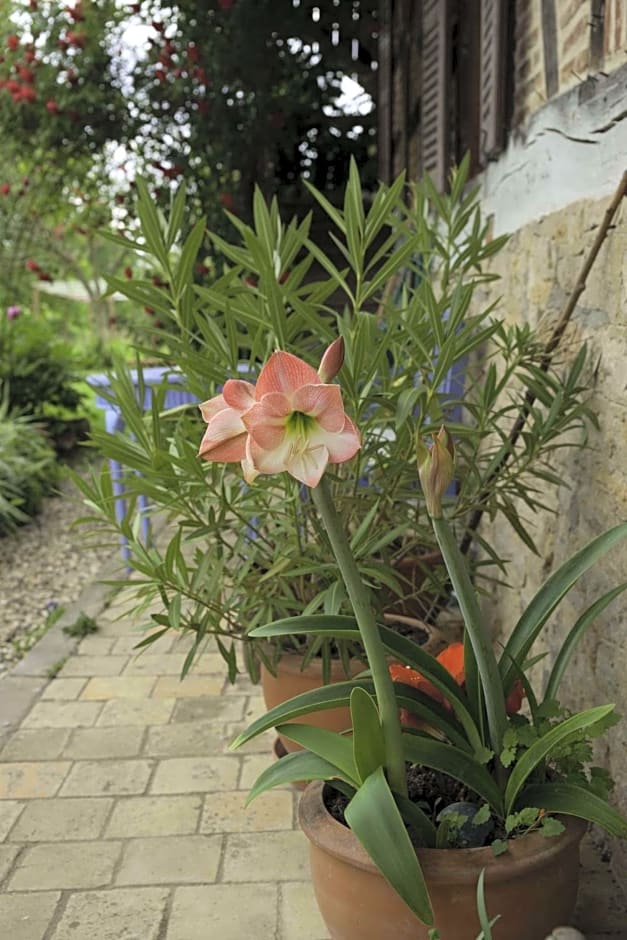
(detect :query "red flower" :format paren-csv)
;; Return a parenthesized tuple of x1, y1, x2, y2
(0, 183, 9, 195)
(24, 50, 36, 64)
(66, 31, 87, 48)
(17, 85, 36, 102)
(218, 0, 235, 9)
(18, 67, 34, 83)
(219, 192, 235, 212)
(389, 642, 525, 716)
(37, 271, 53, 282)
(66, 3, 85, 22)
(46, 99, 60, 115)
(124, 266, 133, 279)
(7, 35, 19, 52)
(25, 259, 40, 272)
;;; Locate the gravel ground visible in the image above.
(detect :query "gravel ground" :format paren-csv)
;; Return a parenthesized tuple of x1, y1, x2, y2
(0, 458, 119, 677)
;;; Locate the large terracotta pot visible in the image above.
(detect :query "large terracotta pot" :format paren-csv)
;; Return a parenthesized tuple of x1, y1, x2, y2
(260, 651, 364, 754)
(299, 780, 587, 940)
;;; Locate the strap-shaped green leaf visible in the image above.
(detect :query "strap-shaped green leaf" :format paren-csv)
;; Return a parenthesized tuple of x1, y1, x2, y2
(345, 767, 434, 926)
(504, 705, 616, 814)
(246, 750, 353, 804)
(402, 734, 503, 814)
(350, 688, 385, 783)
(517, 782, 627, 838)
(229, 679, 374, 750)
(393, 792, 437, 848)
(248, 614, 360, 638)
(500, 524, 627, 689)
(274, 723, 358, 786)
(544, 582, 627, 703)
(393, 684, 473, 753)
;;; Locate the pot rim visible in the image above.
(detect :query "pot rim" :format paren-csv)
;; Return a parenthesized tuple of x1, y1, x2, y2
(299, 780, 588, 885)
(260, 649, 366, 681)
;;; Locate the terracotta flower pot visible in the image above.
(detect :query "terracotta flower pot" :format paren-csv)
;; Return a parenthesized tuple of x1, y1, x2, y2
(260, 651, 365, 754)
(299, 780, 587, 940)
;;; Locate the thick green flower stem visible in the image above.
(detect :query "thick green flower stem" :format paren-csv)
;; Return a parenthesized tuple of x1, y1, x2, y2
(311, 476, 408, 797)
(431, 515, 508, 758)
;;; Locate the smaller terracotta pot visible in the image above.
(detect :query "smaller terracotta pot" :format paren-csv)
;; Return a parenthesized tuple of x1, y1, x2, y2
(299, 780, 587, 940)
(260, 651, 365, 754)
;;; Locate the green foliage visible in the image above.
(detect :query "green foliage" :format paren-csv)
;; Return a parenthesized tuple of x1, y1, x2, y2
(77, 166, 598, 683)
(0, 402, 58, 533)
(62, 612, 99, 638)
(0, 313, 85, 445)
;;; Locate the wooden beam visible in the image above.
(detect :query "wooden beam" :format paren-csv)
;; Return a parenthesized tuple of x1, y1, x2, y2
(590, 0, 606, 71)
(541, 0, 559, 98)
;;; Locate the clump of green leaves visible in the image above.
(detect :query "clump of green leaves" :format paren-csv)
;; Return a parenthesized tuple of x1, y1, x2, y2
(0, 401, 58, 533)
(77, 161, 597, 681)
(62, 612, 99, 638)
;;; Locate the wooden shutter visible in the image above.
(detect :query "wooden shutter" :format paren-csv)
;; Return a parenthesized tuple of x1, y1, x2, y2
(480, 0, 510, 162)
(421, 0, 451, 191)
(377, 0, 393, 184)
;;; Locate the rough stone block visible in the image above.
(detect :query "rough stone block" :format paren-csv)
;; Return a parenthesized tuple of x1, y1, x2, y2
(76, 635, 117, 655)
(0, 762, 70, 799)
(59, 656, 129, 677)
(170, 696, 245, 724)
(200, 789, 294, 833)
(143, 720, 229, 758)
(0, 801, 23, 840)
(0, 729, 70, 761)
(105, 795, 202, 838)
(96, 699, 175, 727)
(150, 756, 239, 795)
(41, 679, 87, 701)
(0, 891, 60, 940)
(167, 884, 278, 940)
(50, 888, 168, 940)
(60, 759, 153, 797)
(21, 702, 102, 730)
(222, 831, 310, 882)
(8, 840, 121, 890)
(116, 835, 222, 885)
(280, 882, 331, 940)
(80, 676, 157, 701)
(62, 726, 144, 760)
(9, 797, 113, 842)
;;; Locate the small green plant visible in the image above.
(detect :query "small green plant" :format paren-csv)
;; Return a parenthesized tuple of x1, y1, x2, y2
(46, 657, 68, 679)
(62, 613, 99, 638)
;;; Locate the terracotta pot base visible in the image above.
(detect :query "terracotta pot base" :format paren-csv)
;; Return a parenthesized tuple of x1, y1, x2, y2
(299, 780, 587, 940)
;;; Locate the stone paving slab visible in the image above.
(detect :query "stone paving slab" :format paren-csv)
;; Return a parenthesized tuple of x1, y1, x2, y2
(0, 600, 625, 939)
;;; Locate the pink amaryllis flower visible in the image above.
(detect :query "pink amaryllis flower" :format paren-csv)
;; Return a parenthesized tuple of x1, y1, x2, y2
(198, 343, 360, 487)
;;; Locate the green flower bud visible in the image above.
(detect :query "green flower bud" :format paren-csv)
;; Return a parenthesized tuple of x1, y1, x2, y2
(417, 426, 455, 518)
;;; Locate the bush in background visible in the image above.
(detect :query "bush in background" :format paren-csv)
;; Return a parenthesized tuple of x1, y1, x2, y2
(0, 402, 58, 534)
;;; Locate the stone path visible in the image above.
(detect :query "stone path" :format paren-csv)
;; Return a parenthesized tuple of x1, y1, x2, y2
(0, 588, 625, 939)
(0, 589, 329, 940)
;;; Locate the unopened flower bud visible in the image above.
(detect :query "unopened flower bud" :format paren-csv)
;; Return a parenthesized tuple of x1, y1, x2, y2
(417, 426, 455, 518)
(318, 337, 345, 383)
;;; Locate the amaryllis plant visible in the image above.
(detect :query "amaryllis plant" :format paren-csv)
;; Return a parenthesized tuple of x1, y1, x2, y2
(203, 340, 627, 927)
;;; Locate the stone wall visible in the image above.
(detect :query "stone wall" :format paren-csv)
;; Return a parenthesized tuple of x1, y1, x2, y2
(475, 193, 627, 879)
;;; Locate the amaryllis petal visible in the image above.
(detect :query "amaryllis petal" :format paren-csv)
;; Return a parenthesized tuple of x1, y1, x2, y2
(324, 416, 361, 464)
(202, 432, 248, 462)
(199, 394, 227, 422)
(291, 383, 346, 433)
(222, 379, 256, 411)
(255, 350, 320, 398)
(286, 444, 329, 487)
(198, 407, 247, 460)
(243, 397, 290, 451)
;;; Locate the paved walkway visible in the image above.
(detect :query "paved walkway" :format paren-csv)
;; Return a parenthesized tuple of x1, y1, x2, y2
(0, 586, 625, 939)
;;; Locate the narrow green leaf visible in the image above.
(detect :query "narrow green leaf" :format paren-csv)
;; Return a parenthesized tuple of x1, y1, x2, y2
(229, 679, 375, 749)
(350, 688, 385, 783)
(345, 767, 434, 926)
(246, 751, 353, 803)
(517, 782, 627, 838)
(274, 723, 358, 785)
(504, 705, 616, 814)
(501, 524, 627, 690)
(402, 734, 503, 813)
(544, 582, 627, 703)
